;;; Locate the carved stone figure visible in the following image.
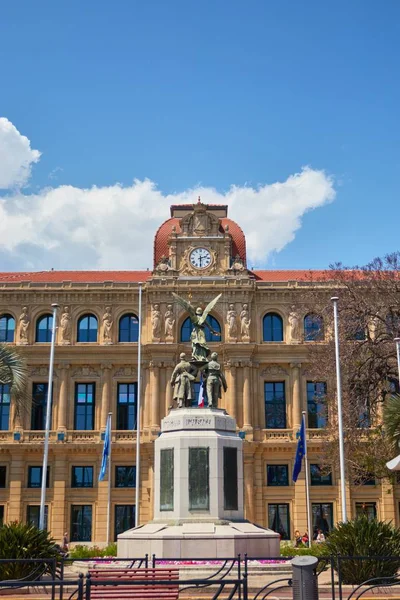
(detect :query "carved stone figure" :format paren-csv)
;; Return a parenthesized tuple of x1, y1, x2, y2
(240, 303, 251, 340)
(60, 306, 72, 344)
(18, 306, 30, 344)
(227, 304, 238, 339)
(151, 304, 162, 341)
(164, 304, 175, 341)
(170, 353, 197, 408)
(203, 352, 227, 408)
(172, 292, 221, 363)
(155, 255, 170, 272)
(289, 306, 300, 342)
(102, 307, 113, 344)
(231, 254, 245, 271)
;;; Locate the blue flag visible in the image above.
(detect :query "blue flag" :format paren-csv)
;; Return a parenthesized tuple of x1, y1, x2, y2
(99, 414, 111, 481)
(292, 415, 306, 482)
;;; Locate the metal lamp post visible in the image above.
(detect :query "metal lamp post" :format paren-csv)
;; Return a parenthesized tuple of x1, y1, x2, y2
(135, 283, 143, 527)
(39, 303, 59, 530)
(395, 338, 400, 383)
(331, 296, 347, 522)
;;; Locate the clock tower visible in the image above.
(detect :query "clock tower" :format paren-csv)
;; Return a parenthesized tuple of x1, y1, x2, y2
(153, 198, 248, 277)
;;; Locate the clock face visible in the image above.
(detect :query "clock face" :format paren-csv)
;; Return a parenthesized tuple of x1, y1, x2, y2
(189, 247, 212, 269)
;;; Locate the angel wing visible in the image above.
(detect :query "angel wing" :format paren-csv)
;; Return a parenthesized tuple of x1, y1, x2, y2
(198, 293, 222, 325)
(172, 293, 197, 321)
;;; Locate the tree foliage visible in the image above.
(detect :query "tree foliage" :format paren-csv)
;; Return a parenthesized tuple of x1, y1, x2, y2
(298, 252, 400, 480)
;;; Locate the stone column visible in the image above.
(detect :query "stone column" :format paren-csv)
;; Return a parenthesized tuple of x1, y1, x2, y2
(52, 452, 67, 542)
(57, 363, 70, 431)
(244, 452, 255, 522)
(291, 362, 302, 431)
(143, 367, 151, 428)
(165, 365, 173, 416)
(150, 362, 160, 429)
(8, 453, 24, 522)
(101, 363, 112, 430)
(243, 362, 252, 429)
(252, 363, 260, 429)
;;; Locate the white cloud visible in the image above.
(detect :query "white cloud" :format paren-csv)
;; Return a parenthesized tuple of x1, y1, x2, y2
(0, 118, 41, 189)
(0, 119, 336, 271)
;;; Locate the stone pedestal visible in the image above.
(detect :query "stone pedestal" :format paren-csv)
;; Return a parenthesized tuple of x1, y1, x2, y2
(118, 408, 279, 558)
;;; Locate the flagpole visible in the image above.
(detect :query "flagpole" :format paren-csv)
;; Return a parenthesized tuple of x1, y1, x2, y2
(106, 412, 112, 545)
(331, 296, 347, 522)
(39, 303, 59, 531)
(135, 283, 143, 527)
(302, 411, 312, 545)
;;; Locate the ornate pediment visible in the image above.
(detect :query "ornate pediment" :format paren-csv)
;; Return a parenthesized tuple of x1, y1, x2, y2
(179, 202, 221, 237)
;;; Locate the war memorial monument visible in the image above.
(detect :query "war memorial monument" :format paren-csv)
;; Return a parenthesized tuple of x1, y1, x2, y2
(118, 293, 279, 558)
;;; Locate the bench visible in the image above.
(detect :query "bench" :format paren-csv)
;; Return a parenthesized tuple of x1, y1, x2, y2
(88, 567, 179, 599)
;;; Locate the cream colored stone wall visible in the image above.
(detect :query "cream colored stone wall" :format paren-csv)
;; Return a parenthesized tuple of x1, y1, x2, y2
(0, 279, 397, 544)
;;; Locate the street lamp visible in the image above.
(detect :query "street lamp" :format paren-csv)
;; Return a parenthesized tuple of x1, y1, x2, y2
(395, 338, 400, 384)
(39, 303, 59, 530)
(331, 296, 347, 522)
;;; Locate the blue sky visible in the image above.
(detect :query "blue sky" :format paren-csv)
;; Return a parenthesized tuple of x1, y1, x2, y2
(0, 0, 399, 271)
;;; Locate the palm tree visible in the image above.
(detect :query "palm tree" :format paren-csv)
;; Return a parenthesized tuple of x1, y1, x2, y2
(0, 344, 29, 419)
(383, 393, 400, 453)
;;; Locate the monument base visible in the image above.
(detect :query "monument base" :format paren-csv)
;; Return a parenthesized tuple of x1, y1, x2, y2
(118, 520, 280, 558)
(118, 407, 280, 558)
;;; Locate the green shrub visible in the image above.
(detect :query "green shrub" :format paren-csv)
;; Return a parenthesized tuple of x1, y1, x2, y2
(280, 542, 328, 558)
(325, 516, 400, 584)
(69, 542, 117, 560)
(0, 521, 59, 581)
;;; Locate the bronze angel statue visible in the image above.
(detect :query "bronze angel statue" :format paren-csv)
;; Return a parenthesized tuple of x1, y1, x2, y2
(172, 292, 222, 363)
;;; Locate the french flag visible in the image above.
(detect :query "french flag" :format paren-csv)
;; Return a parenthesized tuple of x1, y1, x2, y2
(198, 374, 205, 408)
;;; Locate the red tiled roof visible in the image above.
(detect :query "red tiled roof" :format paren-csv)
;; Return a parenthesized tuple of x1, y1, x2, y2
(252, 270, 331, 282)
(0, 271, 151, 284)
(153, 217, 247, 268)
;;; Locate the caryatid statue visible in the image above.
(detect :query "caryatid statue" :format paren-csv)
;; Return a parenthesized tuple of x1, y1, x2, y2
(170, 352, 197, 408)
(203, 352, 227, 408)
(172, 292, 221, 363)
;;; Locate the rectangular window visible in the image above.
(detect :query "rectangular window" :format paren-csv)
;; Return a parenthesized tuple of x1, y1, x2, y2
(27, 505, 48, 529)
(312, 503, 333, 537)
(264, 382, 286, 429)
(117, 383, 137, 430)
(358, 399, 371, 428)
(307, 382, 327, 429)
(268, 503, 290, 540)
(114, 505, 135, 540)
(356, 502, 377, 521)
(0, 384, 10, 431)
(310, 464, 332, 486)
(267, 465, 289, 486)
(74, 383, 95, 430)
(0, 506, 4, 526)
(71, 466, 94, 488)
(160, 449, 174, 511)
(71, 505, 92, 542)
(189, 447, 210, 511)
(28, 466, 49, 488)
(115, 466, 136, 488)
(31, 383, 52, 431)
(223, 447, 238, 510)
(0, 466, 6, 488)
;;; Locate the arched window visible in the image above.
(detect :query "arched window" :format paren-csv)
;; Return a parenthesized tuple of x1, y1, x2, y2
(0, 314, 15, 343)
(119, 314, 139, 342)
(180, 316, 221, 343)
(263, 313, 283, 342)
(35, 314, 53, 343)
(304, 314, 324, 342)
(77, 314, 98, 343)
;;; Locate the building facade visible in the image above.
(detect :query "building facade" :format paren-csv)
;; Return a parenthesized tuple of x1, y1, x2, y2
(0, 200, 398, 544)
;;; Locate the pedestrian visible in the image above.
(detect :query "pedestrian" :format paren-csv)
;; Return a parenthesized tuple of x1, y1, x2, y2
(294, 529, 302, 547)
(62, 532, 69, 553)
(301, 530, 309, 545)
(316, 529, 326, 543)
